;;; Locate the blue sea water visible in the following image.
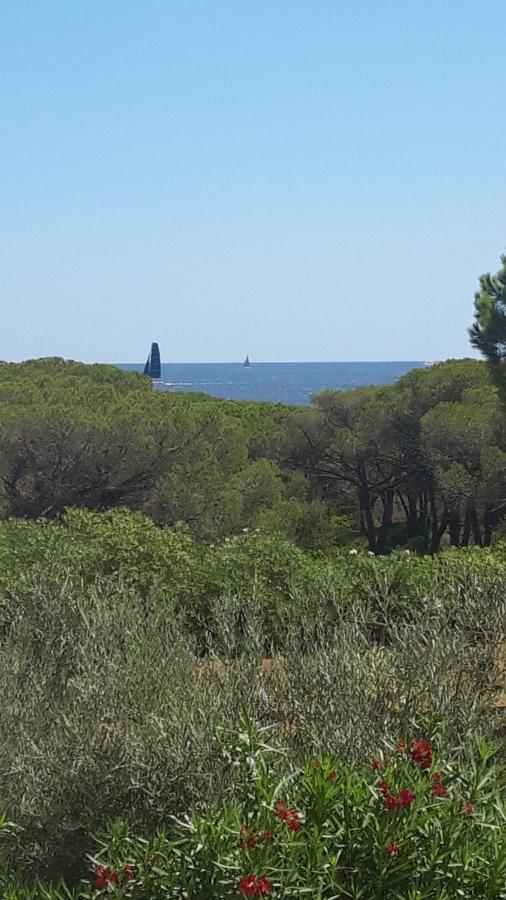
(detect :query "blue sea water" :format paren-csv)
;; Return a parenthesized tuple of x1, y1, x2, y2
(118, 361, 426, 406)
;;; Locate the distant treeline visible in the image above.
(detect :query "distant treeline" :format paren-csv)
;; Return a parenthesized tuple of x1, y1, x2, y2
(0, 355, 504, 552)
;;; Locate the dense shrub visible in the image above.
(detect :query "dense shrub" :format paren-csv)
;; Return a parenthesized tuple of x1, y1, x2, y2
(0, 525, 504, 882)
(1, 734, 504, 897)
(2, 508, 506, 651)
(85, 735, 505, 898)
(0, 509, 503, 890)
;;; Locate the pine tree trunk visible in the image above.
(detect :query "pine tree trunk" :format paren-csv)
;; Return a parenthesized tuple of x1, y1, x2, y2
(483, 505, 492, 546)
(377, 488, 394, 554)
(359, 484, 377, 553)
(471, 508, 482, 546)
(429, 489, 440, 553)
(448, 510, 461, 546)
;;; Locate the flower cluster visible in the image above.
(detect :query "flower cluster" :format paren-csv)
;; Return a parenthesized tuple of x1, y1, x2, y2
(410, 739, 432, 769)
(94, 866, 117, 889)
(240, 825, 273, 849)
(432, 784, 448, 798)
(275, 801, 300, 831)
(384, 787, 416, 810)
(386, 842, 400, 855)
(94, 862, 136, 889)
(238, 873, 273, 896)
(431, 772, 449, 798)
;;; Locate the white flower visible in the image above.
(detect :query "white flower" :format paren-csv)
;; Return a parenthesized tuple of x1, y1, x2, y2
(349, 548, 358, 556)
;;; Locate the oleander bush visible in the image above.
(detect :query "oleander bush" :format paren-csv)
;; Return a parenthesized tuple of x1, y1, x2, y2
(84, 733, 506, 898)
(1, 731, 504, 898)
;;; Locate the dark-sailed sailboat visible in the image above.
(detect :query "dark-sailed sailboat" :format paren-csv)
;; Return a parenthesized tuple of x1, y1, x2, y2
(243, 355, 251, 368)
(143, 342, 161, 381)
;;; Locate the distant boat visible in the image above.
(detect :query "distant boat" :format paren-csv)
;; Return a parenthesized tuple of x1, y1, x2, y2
(243, 355, 251, 368)
(143, 342, 161, 380)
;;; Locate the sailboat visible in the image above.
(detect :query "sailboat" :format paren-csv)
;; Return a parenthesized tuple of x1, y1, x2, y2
(243, 355, 251, 368)
(143, 342, 161, 381)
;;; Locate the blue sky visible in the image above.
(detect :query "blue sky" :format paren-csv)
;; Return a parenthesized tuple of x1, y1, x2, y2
(1, 0, 505, 363)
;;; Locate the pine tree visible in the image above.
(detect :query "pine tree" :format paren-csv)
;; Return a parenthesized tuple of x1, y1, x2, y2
(469, 253, 506, 399)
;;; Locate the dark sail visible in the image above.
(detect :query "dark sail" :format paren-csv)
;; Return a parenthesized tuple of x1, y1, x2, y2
(144, 342, 161, 379)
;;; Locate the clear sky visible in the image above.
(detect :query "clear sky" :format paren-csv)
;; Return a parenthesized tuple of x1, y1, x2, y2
(1, 0, 505, 363)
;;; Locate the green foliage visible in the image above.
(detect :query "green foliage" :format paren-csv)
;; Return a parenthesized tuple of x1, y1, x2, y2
(470, 252, 506, 401)
(285, 358, 504, 552)
(2, 507, 506, 643)
(1, 355, 505, 553)
(1, 738, 504, 897)
(0, 346, 504, 897)
(0, 514, 504, 884)
(0, 359, 308, 545)
(80, 738, 504, 898)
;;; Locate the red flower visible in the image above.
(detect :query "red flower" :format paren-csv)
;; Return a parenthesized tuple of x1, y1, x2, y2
(277, 806, 297, 821)
(410, 739, 432, 769)
(238, 874, 273, 896)
(94, 866, 117, 889)
(123, 864, 133, 881)
(260, 830, 273, 841)
(327, 771, 337, 782)
(371, 758, 381, 770)
(238, 875, 258, 896)
(275, 802, 300, 830)
(378, 780, 389, 793)
(431, 771, 442, 784)
(396, 788, 416, 809)
(239, 826, 258, 848)
(396, 739, 405, 753)
(432, 784, 448, 798)
(385, 788, 415, 810)
(386, 843, 400, 854)
(463, 802, 474, 816)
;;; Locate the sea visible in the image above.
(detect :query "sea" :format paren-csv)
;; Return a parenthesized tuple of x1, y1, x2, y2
(118, 361, 426, 406)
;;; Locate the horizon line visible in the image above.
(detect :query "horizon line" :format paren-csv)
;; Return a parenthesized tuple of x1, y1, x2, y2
(116, 358, 431, 366)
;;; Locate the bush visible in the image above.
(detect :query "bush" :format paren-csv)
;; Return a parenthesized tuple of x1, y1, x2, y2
(2, 732, 504, 898)
(0, 510, 504, 885)
(0, 539, 503, 883)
